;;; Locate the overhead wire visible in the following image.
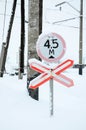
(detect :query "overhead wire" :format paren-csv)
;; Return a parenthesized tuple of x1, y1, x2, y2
(52, 22, 86, 30)
(0, 13, 21, 19)
(45, 0, 86, 30)
(0, 0, 28, 6)
(53, 16, 79, 24)
(46, 8, 79, 17)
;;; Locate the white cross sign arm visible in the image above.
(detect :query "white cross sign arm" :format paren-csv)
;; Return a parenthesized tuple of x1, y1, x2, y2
(53, 59, 74, 74)
(29, 73, 51, 89)
(52, 72, 74, 87)
(29, 58, 50, 73)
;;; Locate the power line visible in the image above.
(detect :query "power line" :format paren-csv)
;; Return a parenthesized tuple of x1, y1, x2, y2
(53, 16, 79, 24)
(45, 20, 86, 30)
(0, 0, 28, 6)
(55, 1, 80, 13)
(53, 24, 79, 29)
(53, 23, 86, 30)
(45, 20, 79, 29)
(46, 8, 79, 17)
(0, 13, 21, 19)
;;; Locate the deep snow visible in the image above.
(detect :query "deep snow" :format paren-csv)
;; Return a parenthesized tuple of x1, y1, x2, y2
(0, 68, 86, 130)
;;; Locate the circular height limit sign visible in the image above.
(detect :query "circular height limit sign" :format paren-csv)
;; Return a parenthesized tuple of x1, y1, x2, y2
(36, 32, 66, 63)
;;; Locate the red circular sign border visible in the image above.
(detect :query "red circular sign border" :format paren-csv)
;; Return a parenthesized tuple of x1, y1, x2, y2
(36, 32, 66, 63)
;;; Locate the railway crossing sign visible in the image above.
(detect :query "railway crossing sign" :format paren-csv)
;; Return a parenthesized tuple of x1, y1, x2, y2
(36, 32, 66, 63)
(28, 32, 74, 116)
(29, 58, 74, 89)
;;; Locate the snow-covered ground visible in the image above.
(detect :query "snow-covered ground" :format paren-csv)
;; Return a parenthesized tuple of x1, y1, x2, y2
(0, 68, 86, 130)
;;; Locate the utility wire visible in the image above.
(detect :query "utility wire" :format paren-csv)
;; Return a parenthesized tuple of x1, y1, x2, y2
(45, 20, 79, 29)
(52, 16, 79, 24)
(45, 18, 86, 30)
(53, 23, 82, 29)
(2, 0, 7, 42)
(0, 0, 28, 6)
(46, 8, 79, 17)
(0, 13, 21, 19)
(54, 23, 80, 29)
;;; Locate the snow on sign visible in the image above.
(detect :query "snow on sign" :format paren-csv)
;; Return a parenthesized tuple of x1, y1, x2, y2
(29, 58, 74, 89)
(36, 32, 66, 62)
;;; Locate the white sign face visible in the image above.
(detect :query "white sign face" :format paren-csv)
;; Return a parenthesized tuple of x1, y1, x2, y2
(36, 32, 66, 63)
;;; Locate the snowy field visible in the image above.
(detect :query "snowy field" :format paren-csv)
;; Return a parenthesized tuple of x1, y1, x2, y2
(0, 68, 86, 130)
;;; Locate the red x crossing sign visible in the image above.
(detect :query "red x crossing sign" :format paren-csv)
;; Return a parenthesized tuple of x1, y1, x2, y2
(29, 58, 74, 89)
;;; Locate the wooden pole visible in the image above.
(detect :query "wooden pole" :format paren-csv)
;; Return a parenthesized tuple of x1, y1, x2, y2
(27, 0, 43, 100)
(0, 0, 17, 77)
(19, 0, 25, 79)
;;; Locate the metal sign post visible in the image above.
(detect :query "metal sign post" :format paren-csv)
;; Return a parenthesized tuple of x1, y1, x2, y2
(28, 58, 74, 116)
(50, 77, 54, 116)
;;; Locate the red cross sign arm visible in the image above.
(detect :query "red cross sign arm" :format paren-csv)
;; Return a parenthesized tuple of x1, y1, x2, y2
(28, 58, 74, 89)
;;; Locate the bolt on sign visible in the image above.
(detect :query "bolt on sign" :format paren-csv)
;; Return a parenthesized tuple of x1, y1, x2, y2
(28, 32, 74, 116)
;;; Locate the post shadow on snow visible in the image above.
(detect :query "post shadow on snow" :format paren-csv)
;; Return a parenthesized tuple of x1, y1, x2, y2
(27, 72, 40, 101)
